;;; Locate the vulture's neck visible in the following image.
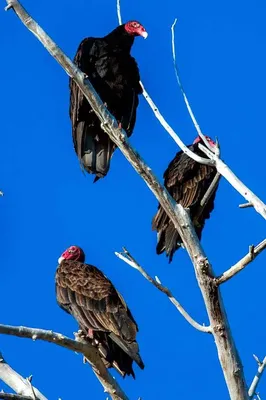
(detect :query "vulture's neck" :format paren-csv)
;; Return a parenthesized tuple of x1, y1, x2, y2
(104, 26, 135, 52)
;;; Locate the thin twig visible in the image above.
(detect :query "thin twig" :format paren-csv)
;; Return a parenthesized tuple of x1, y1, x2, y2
(115, 248, 212, 334)
(116, 0, 213, 166)
(216, 239, 266, 284)
(25, 377, 36, 400)
(116, 0, 122, 26)
(170, 19, 214, 153)
(194, 171, 221, 221)
(0, 351, 47, 400)
(249, 355, 266, 398)
(0, 327, 128, 400)
(140, 82, 214, 165)
(239, 202, 253, 209)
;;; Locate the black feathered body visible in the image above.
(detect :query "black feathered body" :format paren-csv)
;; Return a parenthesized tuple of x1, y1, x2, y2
(70, 26, 142, 180)
(152, 142, 218, 262)
(56, 259, 144, 377)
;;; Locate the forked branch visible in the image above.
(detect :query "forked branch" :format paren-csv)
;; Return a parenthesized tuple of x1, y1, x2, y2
(249, 355, 266, 398)
(117, 0, 266, 220)
(0, 351, 47, 400)
(115, 247, 212, 333)
(0, 326, 128, 400)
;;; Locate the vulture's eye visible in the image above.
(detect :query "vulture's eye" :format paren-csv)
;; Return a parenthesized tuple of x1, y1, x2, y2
(68, 249, 75, 253)
(132, 22, 139, 28)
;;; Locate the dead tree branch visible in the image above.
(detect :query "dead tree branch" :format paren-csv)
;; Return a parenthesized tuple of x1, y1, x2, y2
(171, 16, 266, 219)
(170, 18, 212, 152)
(0, 394, 33, 400)
(116, 1, 213, 166)
(194, 171, 221, 223)
(115, 247, 212, 333)
(0, 326, 128, 400)
(239, 202, 253, 209)
(0, 351, 47, 400)
(249, 355, 266, 398)
(216, 239, 266, 284)
(5, 0, 250, 398)
(117, 0, 266, 220)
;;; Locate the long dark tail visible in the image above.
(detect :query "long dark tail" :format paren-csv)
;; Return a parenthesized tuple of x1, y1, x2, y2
(74, 122, 116, 180)
(153, 206, 206, 262)
(93, 332, 144, 378)
(109, 332, 144, 370)
(152, 207, 181, 263)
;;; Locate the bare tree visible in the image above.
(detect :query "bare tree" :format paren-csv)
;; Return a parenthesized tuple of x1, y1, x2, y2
(2, 0, 266, 399)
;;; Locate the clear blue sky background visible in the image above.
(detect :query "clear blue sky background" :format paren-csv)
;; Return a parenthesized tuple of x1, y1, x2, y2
(1, 0, 266, 398)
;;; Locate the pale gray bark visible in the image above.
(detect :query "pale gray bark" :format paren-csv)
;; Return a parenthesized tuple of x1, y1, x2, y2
(249, 355, 266, 398)
(217, 239, 266, 284)
(0, 327, 128, 400)
(115, 248, 212, 333)
(0, 351, 47, 400)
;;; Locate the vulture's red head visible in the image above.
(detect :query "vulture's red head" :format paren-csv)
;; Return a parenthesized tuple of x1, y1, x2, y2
(193, 135, 216, 148)
(124, 21, 148, 39)
(58, 245, 85, 264)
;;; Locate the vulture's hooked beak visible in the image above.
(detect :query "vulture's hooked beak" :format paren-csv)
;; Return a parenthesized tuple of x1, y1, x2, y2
(141, 31, 148, 39)
(58, 256, 64, 264)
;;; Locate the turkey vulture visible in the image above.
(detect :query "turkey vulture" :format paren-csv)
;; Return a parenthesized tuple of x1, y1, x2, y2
(152, 136, 219, 262)
(56, 245, 144, 378)
(69, 21, 147, 181)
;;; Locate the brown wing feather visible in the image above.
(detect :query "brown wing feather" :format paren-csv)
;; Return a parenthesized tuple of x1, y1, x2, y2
(56, 260, 137, 340)
(56, 260, 144, 374)
(152, 143, 218, 261)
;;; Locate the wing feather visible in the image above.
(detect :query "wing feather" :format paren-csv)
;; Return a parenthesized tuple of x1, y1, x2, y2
(152, 143, 218, 261)
(56, 260, 137, 341)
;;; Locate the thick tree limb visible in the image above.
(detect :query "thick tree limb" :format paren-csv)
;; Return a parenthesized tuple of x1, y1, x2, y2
(0, 351, 47, 400)
(0, 327, 128, 400)
(249, 355, 266, 398)
(115, 247, 212, 333)
(216, 239, 266, 284)
(5, 1, 249, 398)
(198, 144, 266, 219)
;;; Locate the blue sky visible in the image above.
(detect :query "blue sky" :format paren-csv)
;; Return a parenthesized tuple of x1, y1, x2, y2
(1, 0, 266, 398)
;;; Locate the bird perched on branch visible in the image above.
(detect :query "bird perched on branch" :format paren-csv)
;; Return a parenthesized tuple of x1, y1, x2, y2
(55, 245, 144, 378)
(69, 21, 147, 181)
(152, 135, 219, 262)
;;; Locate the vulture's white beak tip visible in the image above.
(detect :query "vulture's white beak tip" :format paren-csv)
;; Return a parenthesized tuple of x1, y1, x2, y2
(141, 31, 148, 39)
